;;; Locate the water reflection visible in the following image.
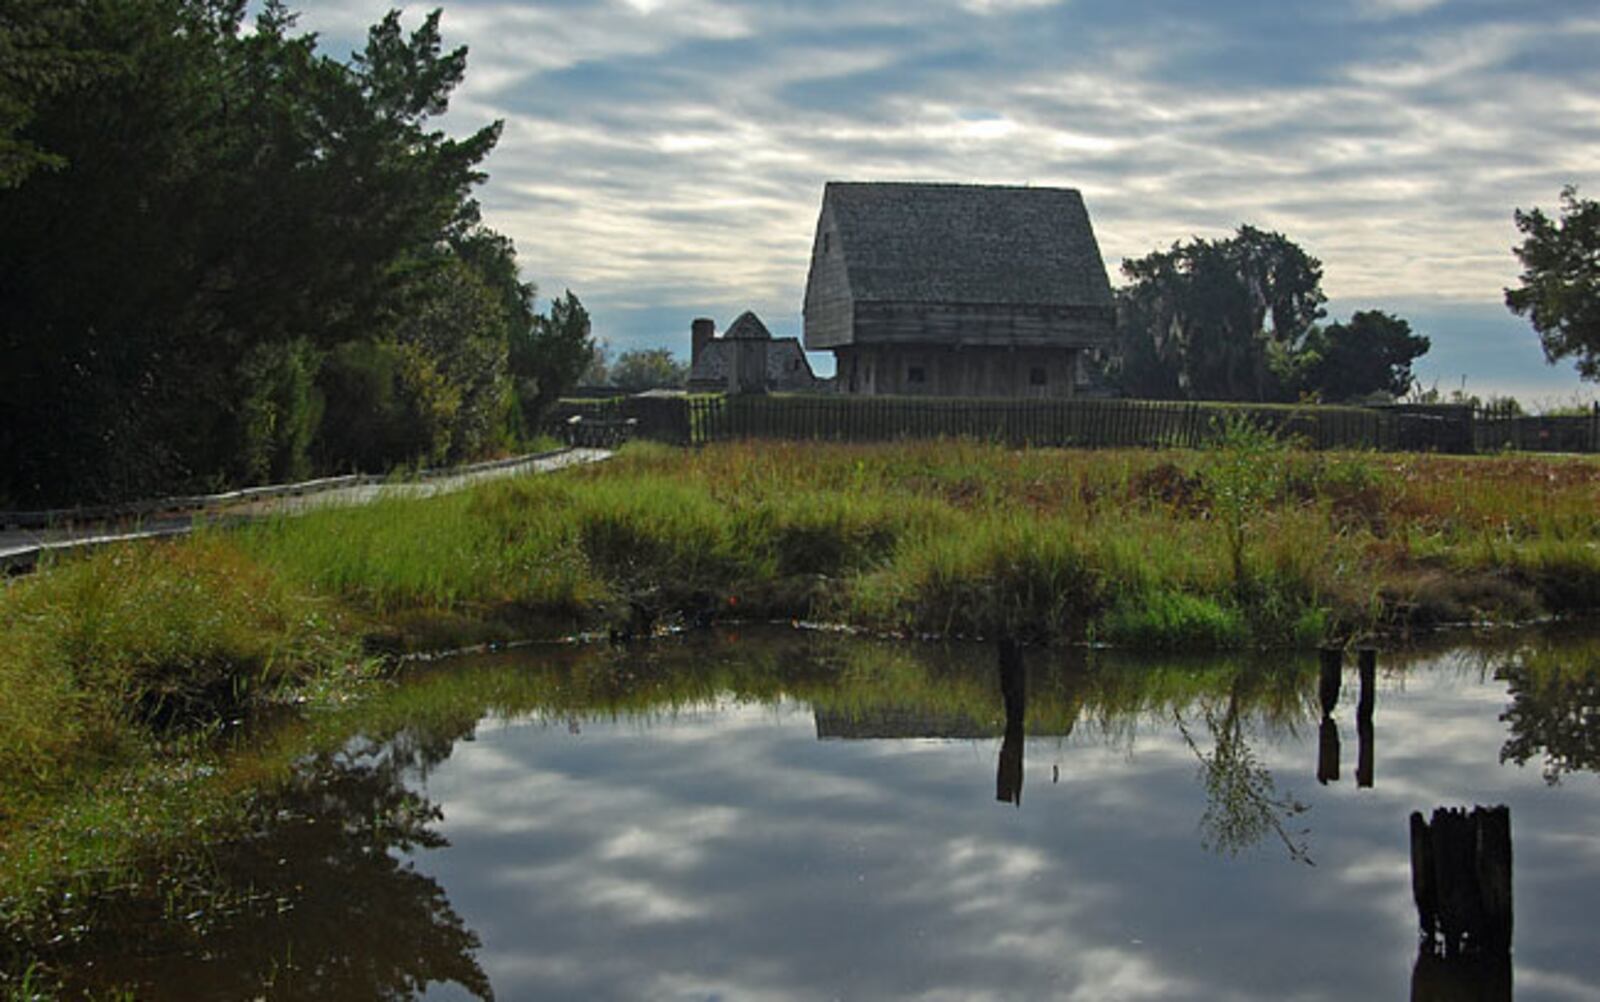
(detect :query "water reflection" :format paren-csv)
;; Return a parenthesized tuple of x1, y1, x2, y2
(1497, 640, 1600, 783)
(24, 627, 1600, 1000)
(1175, 681, 1313, 865)
(1357, 653, 1376, 789)
(1411, 949, 1512, 1002)
(37, 736, 492, 1000)
(1318, 716, 1341, 786)
(996, 639, 1026, 807)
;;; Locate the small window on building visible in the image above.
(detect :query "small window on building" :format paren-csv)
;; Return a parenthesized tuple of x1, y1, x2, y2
(1030, 367, 1047, 386)
(823, 232, 831, 254)
(908, 366, 926, 384)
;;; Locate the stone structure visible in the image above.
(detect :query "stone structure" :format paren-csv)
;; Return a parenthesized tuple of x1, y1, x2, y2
(803, 182, 1116, 398)
(686, 311, 820, 394)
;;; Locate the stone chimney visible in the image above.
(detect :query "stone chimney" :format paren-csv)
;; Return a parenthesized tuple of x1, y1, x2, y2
(691, 317, 715, 366)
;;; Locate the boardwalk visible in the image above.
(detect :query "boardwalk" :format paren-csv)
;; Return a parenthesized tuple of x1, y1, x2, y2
(0, 447, 612, 572)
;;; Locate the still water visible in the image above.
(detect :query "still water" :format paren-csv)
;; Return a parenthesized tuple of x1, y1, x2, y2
(55, 627, 1600, 999)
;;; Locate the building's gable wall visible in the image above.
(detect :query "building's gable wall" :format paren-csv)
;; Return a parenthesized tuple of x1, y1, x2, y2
(802, 201, 855, 350)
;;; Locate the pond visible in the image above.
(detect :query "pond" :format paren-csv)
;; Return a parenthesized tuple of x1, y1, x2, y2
(48, 626, 1600, 1000)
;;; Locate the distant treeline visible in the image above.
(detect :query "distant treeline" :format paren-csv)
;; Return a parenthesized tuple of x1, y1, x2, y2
(1103, 226, 1432, 404)
(0, 1, 593, 507)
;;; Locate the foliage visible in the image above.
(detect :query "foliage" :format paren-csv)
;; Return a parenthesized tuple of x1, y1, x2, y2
(1300, 310, 1431, 401)
(1506, 186, 1600, 381)
(0, 1, 547, 504)
(1111, 228, 1430, 404)
(0, 0, 104, 186)
(233, 337, 323, 484)
(1201, 414, 1289, 591)
(580, 339, 614, 386)
(1113, 226, 1326, 401)
(610, 347, 689, 392)
(511, 290, 595, 429)
(318, 341, 439, 473)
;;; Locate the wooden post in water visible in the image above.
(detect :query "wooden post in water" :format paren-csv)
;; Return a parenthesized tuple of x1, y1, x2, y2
(997, 638, 1025, 807)
(1357, 648, 1376, 788)
(1409, 806, 1513, 957)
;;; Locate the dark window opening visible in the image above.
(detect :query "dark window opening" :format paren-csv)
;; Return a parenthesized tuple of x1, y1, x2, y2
(823, 232, 831, 253)
(908, 366, 926, 384)
(1030, 367, 1047, 386)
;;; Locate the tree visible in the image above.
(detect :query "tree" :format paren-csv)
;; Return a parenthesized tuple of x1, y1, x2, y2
(580, 340, 614, 387)
(1506, 186, 1600, 381)
(1112, 226, 1326, 401)
(510, 291, 594, 428)
(0, 0, 106, 187)
(0, 1, 525, 503)
(610, 348, 688, 392)
(1301, 310, 1430, 401)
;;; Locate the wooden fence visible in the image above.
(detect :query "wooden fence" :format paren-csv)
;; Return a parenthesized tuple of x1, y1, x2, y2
(547, 395, 1600, 455)
(1473, 402, 1600, 454)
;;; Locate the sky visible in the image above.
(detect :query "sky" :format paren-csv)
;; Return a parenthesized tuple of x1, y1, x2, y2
(296, 0, 1600, 404)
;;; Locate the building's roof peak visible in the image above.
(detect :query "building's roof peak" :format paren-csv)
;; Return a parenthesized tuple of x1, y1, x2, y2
(821, 183, 1112, 308)
(723, 310, 773, 340)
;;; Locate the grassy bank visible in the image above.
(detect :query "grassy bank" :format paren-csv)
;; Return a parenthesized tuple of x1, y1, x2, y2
(240, 434, 1600, 648)
(6, 435, 1599, 791)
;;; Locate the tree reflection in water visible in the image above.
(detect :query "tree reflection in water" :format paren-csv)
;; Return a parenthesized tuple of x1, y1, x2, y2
(1176, 680, 1313, 866)
(40, 731, 492, 1001)
(1498, 654, 1600, 784)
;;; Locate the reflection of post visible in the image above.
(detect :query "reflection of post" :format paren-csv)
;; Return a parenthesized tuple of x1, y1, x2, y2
(1409, 806, 1513, 959)
(1357, 649, 1376, 789)
(1318, 647, 1343, 717)
(997, 638, 1025, 807)
(1317, 716, 1341, 785)
(1410, 948, 1511, 1002)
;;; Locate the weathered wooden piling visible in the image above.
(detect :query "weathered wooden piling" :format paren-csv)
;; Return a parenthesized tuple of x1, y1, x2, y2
(1318, 647, 1343, 717)
(1409, 806, 1513, 957)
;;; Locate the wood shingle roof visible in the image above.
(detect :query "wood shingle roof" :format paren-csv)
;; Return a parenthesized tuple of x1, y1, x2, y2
(823, 181, 1114, 309)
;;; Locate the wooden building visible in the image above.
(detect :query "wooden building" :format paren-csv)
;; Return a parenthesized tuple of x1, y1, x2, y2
(686, 311, 820, 394)
(803, 182, 1116, 398)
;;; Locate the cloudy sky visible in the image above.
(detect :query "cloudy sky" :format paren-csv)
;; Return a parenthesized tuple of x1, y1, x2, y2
(300, 0, 1599, 402)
